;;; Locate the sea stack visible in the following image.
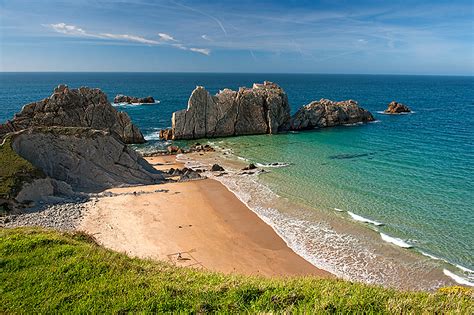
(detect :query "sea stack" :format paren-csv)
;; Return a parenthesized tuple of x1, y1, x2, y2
(384, 101, 411, 114)
(0, 85, 145, 144)
(290, 99, 374, 130)
(161, 81, 291, 140)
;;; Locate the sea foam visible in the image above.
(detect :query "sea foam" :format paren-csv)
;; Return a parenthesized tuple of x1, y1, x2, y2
(380, 233, 412, 248)
(443, 269, 474, 286)
(348, 211, 383, 226)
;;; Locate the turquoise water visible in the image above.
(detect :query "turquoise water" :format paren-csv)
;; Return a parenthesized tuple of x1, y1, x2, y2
(1, 73, 473, 284)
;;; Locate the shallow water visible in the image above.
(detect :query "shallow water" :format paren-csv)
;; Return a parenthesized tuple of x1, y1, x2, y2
(1, 72, 473, 287)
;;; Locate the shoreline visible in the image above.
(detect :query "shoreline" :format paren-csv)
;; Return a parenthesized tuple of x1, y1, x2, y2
(176, 149, 468, 290)
(79, 155, 332, 278)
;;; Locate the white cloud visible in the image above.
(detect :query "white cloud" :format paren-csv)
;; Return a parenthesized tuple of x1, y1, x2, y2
(43, 22, 210, 55)
(190, 47, 211, 55)
(172, 43, 188, 50)
(201, 34, 212, 41)
(158, 33, 176, 41)
(100, 33, 159, 45)
(46, 23, 89, 36)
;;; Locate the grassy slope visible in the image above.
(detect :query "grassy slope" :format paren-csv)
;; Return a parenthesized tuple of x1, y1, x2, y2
(0, 135, 43, 201)
(1, 228, 472, 313)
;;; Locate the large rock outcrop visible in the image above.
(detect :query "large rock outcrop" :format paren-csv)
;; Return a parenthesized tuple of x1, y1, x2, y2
(10, 127, 163, 193)
(160, 82, 376, 140)
(162, 81, 291, 140)
(0, 85, 145, 144)
(384, 101, 411, 114)
(114, 95, 155, 104)
(290, 99, 374, 130)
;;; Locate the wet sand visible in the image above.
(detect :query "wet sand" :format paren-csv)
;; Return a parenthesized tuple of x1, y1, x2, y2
(80, 156, 331, 278)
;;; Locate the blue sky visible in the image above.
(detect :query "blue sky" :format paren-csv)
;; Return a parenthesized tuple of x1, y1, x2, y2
(0, 0, 473, 74)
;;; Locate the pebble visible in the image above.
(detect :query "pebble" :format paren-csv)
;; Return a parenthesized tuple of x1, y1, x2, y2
(1, 199, 92, 231)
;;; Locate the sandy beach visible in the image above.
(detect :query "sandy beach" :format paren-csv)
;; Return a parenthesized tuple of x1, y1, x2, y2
(80, 155, 331, 278)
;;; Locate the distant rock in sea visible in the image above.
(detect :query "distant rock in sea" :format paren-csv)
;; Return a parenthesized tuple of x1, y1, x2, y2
(160, 81, 291, 140)
(114, 94, 155, 104)
(160, 82, 375, 140)
(384, 101, 411, 114)
(290, 99, 374, 130)
(0, 85, 145, 144)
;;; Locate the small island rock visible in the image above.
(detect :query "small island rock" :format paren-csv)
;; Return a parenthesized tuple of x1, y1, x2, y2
(384, 101, 411, 114)
(114, 95, 155, 104)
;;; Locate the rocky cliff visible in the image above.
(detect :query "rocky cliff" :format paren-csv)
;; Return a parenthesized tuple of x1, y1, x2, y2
(384, 101, 411, 114)
(11, 127, 163, 193)
(0, 85, 145, 144)
(162, 81, 291, 140)
(290, 99, 374, 130)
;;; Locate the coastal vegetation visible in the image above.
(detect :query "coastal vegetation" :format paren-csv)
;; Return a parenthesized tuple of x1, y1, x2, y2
(0, 135, 43, 203)
(1, 227, 472, 313)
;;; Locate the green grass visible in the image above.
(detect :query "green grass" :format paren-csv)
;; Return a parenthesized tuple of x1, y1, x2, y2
(1, 228, 472, 313)
(0, 135, 44, 201)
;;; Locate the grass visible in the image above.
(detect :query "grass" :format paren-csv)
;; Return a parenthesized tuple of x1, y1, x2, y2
(0, 135, 44, 201)
(1, 228, 472, 313)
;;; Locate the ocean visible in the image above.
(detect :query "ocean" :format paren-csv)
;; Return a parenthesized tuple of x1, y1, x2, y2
(1, 72, 473, 288)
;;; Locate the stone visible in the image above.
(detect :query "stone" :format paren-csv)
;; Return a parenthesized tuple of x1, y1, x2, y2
(0, 85, 145, 144)
(167, 145, 180, 154)
(162, 81, 291, 140)
(114, 94, 155, 104)
(211, 164, 225, 172)
(384, 101, 411, 114)
(242, 163, 257, 170)
(10, 127, 164, 193)
(290, 99, 374, 130)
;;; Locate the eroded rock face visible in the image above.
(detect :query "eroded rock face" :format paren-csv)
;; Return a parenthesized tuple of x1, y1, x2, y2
(290, 99, 374, 130)
(163, 81, 291, 140)
(0, 85, 145, 144)
(114, 95, 155, 104)
(384, 101, 411, 114)
(11, 127, 163, 192)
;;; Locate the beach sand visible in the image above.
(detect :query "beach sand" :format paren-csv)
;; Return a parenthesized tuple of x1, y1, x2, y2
(80, 156, 331, 278)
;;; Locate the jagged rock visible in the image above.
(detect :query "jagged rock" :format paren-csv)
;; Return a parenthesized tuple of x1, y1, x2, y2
(211, 164, 225, 172)
(164, 81, 291, 140)
(159, 129, 174, 140)
(178, 169, 202, 181)
(290, 99, 374, 130)
(10, 127, 163, 192)
(242, 163, 257, 170)
(0, 85, 145, 144)
(384, 101, 411, 114)
(114, 95, 155, 104)
(167, 145, 180, 154)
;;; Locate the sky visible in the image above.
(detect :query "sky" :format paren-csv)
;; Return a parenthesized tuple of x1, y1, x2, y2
(0, 0, 473, 75)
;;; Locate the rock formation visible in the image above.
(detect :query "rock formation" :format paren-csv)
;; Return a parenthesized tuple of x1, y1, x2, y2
(0, 85, 145, 144)
(384, 101, 411, 114)
(160, 82, 376, 140)
(290, 99, 374, 130)
(114, 94, 155, 104)
(161, 81, 291, 140)
(10, 127, 163, 193)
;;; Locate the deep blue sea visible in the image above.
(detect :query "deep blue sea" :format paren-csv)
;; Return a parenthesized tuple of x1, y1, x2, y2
(1, 72, 473, 287)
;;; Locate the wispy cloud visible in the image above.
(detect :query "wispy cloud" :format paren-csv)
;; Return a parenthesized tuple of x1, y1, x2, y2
(158, 32, 176, 41)
(189, 47, 211, 55)
(201, 34, 212, 41)
(172, 0, 227, 36)
(100, 33, 159, 45)
(44, 23, 210, 55)
(45, 23, 90, 36)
